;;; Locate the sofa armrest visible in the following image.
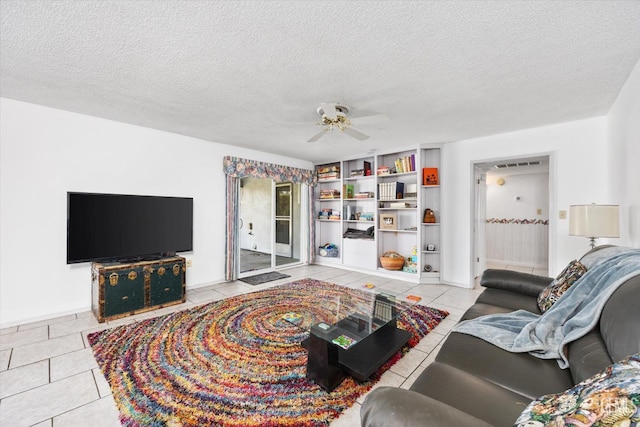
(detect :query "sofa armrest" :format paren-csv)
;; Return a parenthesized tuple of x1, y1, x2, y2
(361, 387, 492, 427)
(480, 269, 553, 297)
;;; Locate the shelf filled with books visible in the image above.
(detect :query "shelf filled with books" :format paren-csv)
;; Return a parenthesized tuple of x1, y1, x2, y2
(375, 149, 420, 276)
(313, 145, 442, 283)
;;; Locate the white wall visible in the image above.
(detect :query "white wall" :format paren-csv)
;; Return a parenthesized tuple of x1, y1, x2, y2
(0, 98, 312, 327)
(2, 58, 638, 325)
(486, 172, 549, 220)
(485, 172, 549, 268)
(607, 58, 640, 248)
(442, 116, 610, 287)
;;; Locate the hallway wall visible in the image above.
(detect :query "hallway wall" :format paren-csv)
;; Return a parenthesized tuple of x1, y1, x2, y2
(485, 171, 549, 268)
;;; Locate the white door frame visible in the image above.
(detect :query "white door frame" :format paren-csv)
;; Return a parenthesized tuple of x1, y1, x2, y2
(471, 154, 553, 283)
(238, 179, 305, 278)
(237, 178, 275, 278)
(275, 183, 293, 257)
(472, 166, 487, 281)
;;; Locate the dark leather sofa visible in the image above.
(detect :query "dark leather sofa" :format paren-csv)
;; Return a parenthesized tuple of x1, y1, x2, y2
(361, 246, 640, 426)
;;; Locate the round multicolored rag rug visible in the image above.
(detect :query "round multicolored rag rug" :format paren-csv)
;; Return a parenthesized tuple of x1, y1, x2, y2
(88, 279, 448, 427)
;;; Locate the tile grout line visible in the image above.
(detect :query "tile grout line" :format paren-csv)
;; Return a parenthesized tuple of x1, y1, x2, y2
(1, 267, 483, 426)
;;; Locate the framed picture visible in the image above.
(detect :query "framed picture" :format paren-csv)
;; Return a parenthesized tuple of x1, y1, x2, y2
(379, 213, 397, 230)
(422, 167, 439, 186)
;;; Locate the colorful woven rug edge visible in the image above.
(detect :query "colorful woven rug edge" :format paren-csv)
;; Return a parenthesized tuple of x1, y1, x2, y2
(88, 278, 448, 427)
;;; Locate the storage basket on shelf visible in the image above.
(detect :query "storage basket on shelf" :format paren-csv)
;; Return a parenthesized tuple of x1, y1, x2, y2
(380, 251, 405, 270)
(318, 243, 339, 257)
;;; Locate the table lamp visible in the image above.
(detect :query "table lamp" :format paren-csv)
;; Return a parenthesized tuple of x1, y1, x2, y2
(569, 204, 620, 249)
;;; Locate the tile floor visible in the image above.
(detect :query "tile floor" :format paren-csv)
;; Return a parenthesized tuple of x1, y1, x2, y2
(486, 261, 549, 277)
(0, 264, 486, 427)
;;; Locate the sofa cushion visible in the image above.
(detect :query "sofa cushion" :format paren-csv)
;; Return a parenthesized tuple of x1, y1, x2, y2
(599, 276, 640, 361)
(566, 329, 613, 384)
(579, 244, 627, 269)
(480, 269, 553, 297)
(461, 301, 515, 321)
(514, 353, 640, 426)
(536, 259, 586, 313)
(410, 362, 531, 426)
(475, 288, 542, 314)
(360, 387, 493, 427)
(435, 332, 574, 399)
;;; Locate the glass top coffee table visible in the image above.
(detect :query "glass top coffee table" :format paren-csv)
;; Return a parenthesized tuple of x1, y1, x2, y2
(284, 287, 420, 392)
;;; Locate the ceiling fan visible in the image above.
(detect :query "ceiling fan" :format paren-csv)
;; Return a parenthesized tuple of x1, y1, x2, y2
(307, 103, 370, 143)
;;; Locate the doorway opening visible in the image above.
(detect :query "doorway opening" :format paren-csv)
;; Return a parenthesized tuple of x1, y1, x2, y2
(473, 155, 550, 282)
(238, 178, 301, 276)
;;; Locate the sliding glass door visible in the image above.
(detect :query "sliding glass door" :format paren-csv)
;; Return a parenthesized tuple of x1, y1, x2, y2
(238, 178, 301, 276)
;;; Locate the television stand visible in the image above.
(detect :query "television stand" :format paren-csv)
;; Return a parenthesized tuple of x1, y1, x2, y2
(91, 256, 186, 323)
(115, 254, 163, 263)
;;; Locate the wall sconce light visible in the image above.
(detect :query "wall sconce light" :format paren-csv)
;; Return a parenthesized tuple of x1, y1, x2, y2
(496, 177, 505, 186)
(569, 204, 620, 249)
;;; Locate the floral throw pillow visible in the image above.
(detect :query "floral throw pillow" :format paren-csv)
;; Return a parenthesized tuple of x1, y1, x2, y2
(515, 353, 640, 427)
(537, 260, 587, 313)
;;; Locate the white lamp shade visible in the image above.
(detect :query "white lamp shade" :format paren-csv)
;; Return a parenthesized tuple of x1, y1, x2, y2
(569, 204, 620, 238)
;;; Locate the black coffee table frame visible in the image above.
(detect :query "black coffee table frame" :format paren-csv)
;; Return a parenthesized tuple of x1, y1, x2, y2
(305, 317, 411, 392)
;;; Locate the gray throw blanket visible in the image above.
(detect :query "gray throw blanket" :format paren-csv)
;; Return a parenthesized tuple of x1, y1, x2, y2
(454, 249, 640, 368)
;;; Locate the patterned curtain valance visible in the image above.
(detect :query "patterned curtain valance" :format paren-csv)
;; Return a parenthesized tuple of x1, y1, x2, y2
(223, 156, 317, 185)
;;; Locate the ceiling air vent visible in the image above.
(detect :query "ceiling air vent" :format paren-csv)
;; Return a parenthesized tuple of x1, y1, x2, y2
(494, 161, 541, 169)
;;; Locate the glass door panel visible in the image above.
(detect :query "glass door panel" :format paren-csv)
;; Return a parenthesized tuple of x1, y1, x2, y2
(239, 179, 301, 275)
(238, 177, 273, 275)
(275, 184, 292, 258)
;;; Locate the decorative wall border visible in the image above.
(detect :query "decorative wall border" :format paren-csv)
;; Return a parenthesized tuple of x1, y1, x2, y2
(486, 218, 549, 225)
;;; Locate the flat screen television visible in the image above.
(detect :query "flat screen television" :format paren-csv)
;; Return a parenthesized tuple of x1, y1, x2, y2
(67, 192, 193, 264)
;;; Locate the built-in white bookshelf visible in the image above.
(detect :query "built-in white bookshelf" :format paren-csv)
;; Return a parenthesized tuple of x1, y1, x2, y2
(314, 145, 442, 283)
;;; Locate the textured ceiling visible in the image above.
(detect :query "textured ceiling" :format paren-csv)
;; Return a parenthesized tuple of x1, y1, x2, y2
(2, 1, 639, 163)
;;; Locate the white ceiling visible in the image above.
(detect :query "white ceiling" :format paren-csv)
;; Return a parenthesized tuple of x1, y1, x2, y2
(2, 1, 639, 163)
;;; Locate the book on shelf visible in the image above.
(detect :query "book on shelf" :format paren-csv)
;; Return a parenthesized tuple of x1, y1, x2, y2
(390, 202, 411, 208)
(355, 191, 374, 198)
(359, 212, 374, 221)
(393, 154, 416, 174)
(319, 189, 340, 199)
(364, 161, 372, 176)
(405, 183, 417, 198)
(377, 166, 390, 175)
(378, 182, 404, 200)
(402, 261, 418, 273)
(317, 165, 340, 174)
(318, 172, 340, 180)
(318, 208, 340, 220)
(343, 184, 354, 199)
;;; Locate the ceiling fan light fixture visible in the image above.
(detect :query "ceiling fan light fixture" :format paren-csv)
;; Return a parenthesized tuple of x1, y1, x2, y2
(317, 104, 350, 117)
(307, 102, 370, 143)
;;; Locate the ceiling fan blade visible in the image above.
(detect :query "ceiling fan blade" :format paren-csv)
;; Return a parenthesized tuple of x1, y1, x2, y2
(350, 114, 389, 125)
(307, 129, 328, 143)
(320, 103, 337, 120)
(342, 126, 369, 141)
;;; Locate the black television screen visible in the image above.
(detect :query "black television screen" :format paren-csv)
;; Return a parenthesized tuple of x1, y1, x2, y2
(67, 192, 193, 264)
